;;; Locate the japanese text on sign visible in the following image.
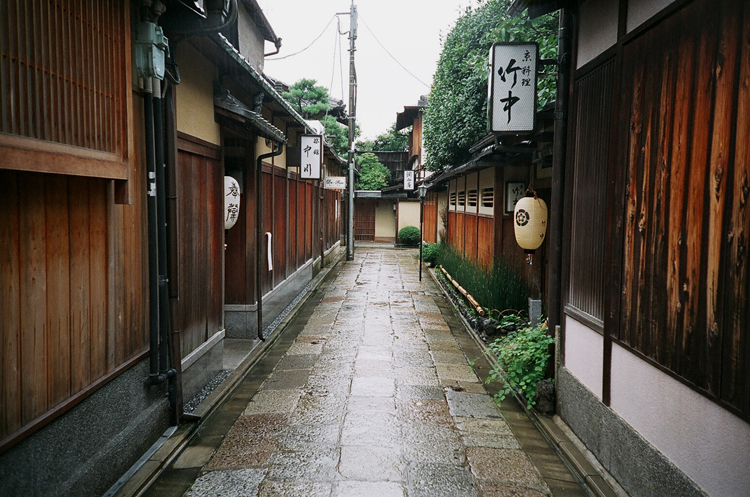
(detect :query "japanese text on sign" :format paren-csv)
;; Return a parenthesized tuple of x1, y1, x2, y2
(300, 135, 322, 179)
(489, 43, 537, 133)
(404, 170, 415, 191)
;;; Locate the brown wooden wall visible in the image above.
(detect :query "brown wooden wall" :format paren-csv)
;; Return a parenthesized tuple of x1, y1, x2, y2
(423, 191, 438, 244)
(175, 142, 223, 358)
(0, 3, 139, 441)
(569, 0, 750, 420)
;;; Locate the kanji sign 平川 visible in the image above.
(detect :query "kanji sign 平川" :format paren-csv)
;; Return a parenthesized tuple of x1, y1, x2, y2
(489, 43, 537, 133)
(300, 134, 323, 179)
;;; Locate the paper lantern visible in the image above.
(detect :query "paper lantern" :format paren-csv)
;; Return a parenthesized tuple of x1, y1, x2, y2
(224, 176, 241, 230)
(514, 196, 547, 252)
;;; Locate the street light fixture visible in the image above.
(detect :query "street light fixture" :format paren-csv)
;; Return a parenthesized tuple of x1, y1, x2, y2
(418, 184, 428, 282)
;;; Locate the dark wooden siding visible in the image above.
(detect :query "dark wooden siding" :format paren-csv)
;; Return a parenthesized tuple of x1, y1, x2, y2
(571, 0, 750, 419)
(175, 145, 223, 357)
(0, 170, 148, 448)
(566, 59, 615, 324)
(423, 191, 438, 244)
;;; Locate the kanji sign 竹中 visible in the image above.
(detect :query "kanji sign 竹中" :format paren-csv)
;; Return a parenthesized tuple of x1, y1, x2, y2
(489, 43, 537, 133)
(300, 134, 322, 179)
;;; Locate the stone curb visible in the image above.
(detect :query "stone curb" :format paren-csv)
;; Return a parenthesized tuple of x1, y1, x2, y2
(111, 253, 345, 497)
(428, 265, 620, 497)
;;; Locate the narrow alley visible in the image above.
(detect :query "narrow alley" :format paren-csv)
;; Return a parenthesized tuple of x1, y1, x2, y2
(142, 247, 585, 497)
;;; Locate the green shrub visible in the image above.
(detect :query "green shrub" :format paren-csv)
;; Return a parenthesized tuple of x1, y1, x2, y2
(398, 226, 420, 245)
(485, 323, 554, 409)
(436, 246, 529, 313)
(421, 242, 443, 265)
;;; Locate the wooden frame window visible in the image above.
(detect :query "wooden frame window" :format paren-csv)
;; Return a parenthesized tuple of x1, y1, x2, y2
(0, 0, 131, 179)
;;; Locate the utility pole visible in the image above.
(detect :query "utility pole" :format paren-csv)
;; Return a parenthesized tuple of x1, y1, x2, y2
(346, 1, 357, 261)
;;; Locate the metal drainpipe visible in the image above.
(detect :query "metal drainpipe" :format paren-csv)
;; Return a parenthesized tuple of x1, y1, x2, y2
(144, 77, 165, 387)
(153, 77, 178, 421)
(547, 8, 572, 376)
(257, 142, 285, 341)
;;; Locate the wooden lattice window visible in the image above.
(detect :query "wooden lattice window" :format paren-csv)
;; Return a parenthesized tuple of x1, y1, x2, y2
(0, 0, 131, 179)
(449, 192, 456, 205)
(467, 189, 478, 207)
(457, 191, 466, 206)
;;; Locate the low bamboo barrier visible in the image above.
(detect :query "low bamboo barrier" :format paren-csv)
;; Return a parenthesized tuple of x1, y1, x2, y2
(439, 265, 485, 316)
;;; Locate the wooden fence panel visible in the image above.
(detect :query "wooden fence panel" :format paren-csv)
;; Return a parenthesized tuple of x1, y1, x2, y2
(477, 216, 493, 269)
(464, 214, 477, 263)
(610, 0, 749, 418)
(273, 170, 286, 284)
(296, 179, 305, 267)
(177, 149, 223, 357)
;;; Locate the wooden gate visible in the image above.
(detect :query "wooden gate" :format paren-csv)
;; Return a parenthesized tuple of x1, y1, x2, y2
(354, 200, 376, 241)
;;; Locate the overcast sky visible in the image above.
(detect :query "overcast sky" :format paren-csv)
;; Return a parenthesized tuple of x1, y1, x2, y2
(257, 0, 479, 140)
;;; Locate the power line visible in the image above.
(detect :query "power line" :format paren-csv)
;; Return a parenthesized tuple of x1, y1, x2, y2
(266, 15, 337, 61)
(359, 15, 431, 88)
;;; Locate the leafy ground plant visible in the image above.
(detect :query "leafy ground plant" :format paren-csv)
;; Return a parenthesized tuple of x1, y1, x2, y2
(485, 322, 554, 409)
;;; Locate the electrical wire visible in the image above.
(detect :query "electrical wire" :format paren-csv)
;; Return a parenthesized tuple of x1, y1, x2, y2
(359, 15, 431, 88)
(266, 14, 337, 61)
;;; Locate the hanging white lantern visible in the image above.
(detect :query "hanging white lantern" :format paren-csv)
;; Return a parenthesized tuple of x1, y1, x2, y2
(514, 195, 547, 256)
(224, 176, 241, 230)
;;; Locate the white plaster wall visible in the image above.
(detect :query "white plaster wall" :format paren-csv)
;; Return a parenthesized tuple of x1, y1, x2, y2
(478, 168, 495, 217)
(464, 172, 478, 214)
(375, 201, 396, 240)
(563, 315, 602, 399)
(576, 0, 618, 69)
(627, 0, 675, 33)
(610, 344, 750, 497)
(398, 201, 420, 233)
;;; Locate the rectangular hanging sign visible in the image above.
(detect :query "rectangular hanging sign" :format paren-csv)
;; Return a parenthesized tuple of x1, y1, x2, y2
(489, 43, 538, 133)
(404, 170, 415, 190)
(324, 176, 347, 189)
(300, 134, 323, 179)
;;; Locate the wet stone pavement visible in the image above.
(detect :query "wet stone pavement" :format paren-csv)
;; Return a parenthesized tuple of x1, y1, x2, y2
(145, 247, 586, 497)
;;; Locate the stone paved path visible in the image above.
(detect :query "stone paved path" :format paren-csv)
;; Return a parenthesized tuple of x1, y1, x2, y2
(146, 247, 585, 497)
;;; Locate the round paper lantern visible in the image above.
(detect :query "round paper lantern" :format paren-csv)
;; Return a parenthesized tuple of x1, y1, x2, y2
(224, 176, 241, 230)
(514, 196, 548, 252)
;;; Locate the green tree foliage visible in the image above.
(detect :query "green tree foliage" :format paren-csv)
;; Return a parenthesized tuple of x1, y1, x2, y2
(282, 78, 330, 118)
(424, 1, 558, 171)
(355, 152, 391, 190)
(357, 122, 409, 152)
(282, 79, 358, 157)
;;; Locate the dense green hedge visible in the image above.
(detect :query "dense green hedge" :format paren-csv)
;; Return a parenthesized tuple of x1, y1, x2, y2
(398, 226, 420, 245)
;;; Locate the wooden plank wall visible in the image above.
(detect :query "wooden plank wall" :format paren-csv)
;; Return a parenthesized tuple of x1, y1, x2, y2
(175, 146, 223, 358)
(423, 191, 438, 244)
(1, 83, 148, 449)
(575, 0, 750, 419)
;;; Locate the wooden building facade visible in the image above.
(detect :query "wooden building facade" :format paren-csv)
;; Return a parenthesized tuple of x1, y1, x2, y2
(0, 1, 344, 495)
(513, 0, 750, 494)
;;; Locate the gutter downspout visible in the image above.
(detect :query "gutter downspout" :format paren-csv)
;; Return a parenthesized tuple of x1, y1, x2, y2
(264, 38, 282, 57)
(547, 8, 572, 376)
(256, 142, 284, 341)
(143, 77, 165, 387)
(153, 78, 178, 423)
